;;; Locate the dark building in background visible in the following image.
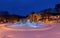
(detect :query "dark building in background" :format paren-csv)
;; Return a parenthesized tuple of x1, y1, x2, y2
(55, 4, 60, 13)
(0, 11, 10, 23)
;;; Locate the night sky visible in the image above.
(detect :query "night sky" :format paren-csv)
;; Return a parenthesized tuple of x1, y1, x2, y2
(0, 0, 60, 16)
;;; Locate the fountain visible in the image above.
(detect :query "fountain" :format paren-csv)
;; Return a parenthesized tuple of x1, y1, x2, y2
(5, 19, 49, 28)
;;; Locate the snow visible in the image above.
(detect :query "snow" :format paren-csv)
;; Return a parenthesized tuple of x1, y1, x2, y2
(0, 21, 60, 38)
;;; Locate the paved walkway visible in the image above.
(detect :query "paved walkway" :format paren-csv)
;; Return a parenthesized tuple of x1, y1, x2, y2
(0, 23, 60, 38)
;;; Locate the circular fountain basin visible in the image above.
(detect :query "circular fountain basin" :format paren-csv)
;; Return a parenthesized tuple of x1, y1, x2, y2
(2, 22, 54, 31)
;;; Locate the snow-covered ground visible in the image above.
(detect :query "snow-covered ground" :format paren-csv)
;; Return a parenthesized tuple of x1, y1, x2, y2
(0, 21, 60, 38)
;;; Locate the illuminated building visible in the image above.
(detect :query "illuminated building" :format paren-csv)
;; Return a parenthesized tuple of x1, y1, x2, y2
(29, 12, 41, 22)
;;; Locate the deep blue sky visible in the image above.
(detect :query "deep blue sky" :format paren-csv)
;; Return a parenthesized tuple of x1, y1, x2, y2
(0, 0, 60, 16)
